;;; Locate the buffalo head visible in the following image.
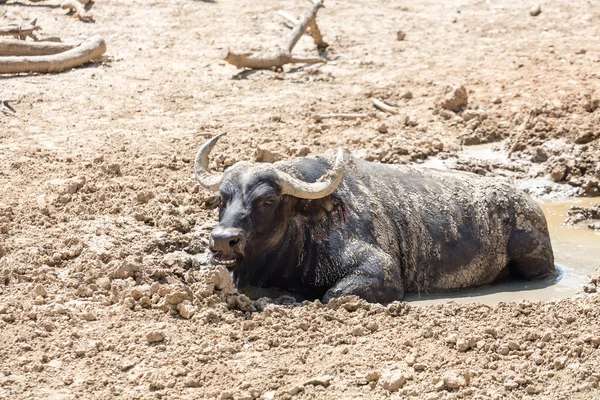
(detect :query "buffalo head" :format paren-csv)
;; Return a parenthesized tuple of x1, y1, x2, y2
(195, 134, 346, 278)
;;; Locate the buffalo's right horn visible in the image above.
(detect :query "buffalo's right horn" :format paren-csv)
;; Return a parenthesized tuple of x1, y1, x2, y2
(194, 133, 225, 191)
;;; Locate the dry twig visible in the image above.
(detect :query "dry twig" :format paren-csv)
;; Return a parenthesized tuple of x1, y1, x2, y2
(372, 98, 397, 114)
(0, 18, 41, 40)
(0, 39, 75, 56)
(223, 0, 326, 70)
(61, 0, 95, 23)
(312, 113, 367, 122)
(508, 110, 535, 156)
(0, 35, 106, 74)
(277, 9, 328, 48)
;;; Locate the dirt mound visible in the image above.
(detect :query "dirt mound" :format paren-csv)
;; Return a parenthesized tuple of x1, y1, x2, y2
(565, 204, 600, 230)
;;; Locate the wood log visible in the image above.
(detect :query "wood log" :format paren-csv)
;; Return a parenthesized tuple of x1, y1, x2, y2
(0, 35, 106, 74)
(0, 39, 76, 56)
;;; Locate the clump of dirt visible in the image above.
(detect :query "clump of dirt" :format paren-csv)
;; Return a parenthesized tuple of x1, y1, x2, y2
(505, 96, 600, 196)
(565, 204, 600, 230)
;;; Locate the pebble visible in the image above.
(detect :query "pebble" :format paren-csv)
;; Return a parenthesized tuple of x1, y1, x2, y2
(377, 124, 388, 134)
(497, 344, 510, 355)
(508, 340, 520, 351)
(146, 331, 165, 344)
(34, 284, 48, 298)
(456, 339, 470, 352)
(414, 363, 427, 371)
(445, 333, 458, 344)
(525, 385, 540, 394)
(504, 379, 519, 390)
(443, 371, 468, 389)
(365, 372, 380, 382)
(529, 4, 541, 16)
(436, 85, 468, 112)
(80, 312, 96, 321)
(96, 277, 111, 290)
(396, 30, 406, 41)
(178, 303, 198, 319)
(303, 376, 332, 387)
(379, 370, 407, 392)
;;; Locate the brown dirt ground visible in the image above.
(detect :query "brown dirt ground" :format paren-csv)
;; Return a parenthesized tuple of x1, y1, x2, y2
(1, 0, 600, 399)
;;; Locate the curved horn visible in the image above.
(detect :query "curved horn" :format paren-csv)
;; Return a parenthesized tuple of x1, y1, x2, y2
(274, 148, 344, 199)
(195, 133, 225, 191)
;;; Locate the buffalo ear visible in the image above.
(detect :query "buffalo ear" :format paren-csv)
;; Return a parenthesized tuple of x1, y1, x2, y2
(297, 194, 347, 227)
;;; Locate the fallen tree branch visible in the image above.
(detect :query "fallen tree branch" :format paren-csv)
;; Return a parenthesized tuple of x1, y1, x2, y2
(61, 0, 95, 23)
(312, 113, 367, 122)
(0, 19, 41, 40)
(277, 9, 328, 48)
(0, 35, 106, 74)
(223, 0, 326, 70)
(0, 39, 75, 56)
(222, 50, 324, 69)
(372, 98, 396, 114)
(508, 110, 535, 156)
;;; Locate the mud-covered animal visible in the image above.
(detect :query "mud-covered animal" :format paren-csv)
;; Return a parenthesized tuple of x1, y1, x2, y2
(194, 134, 557, 303)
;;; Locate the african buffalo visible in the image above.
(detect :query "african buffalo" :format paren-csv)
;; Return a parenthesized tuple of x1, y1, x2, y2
(195, 134, 557, 303)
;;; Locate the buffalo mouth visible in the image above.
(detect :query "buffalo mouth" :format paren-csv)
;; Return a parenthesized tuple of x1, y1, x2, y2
(211, 254, 241, 270)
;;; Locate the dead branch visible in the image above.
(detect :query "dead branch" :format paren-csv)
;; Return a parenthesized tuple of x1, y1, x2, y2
(312, 113, 367, 122)
(277, 9, 328, 49)
(223, 0, 326, 70)
(508, 110, 535, 156)
(282, 0, 323, 53)
(0, 39, 75, 56)
(222, 49, 324, 69)
(61, 0, 95, 23)
(0, 19, 41, 40)
(372, 98, 397, 114)
(0, 35, 106, 74)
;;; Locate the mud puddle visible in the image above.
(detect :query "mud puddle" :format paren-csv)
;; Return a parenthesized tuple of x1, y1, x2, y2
(407, 143, 600, 305)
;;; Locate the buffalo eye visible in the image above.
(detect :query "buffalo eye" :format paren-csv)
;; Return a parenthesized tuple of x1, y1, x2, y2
(205, 195, 221, 209)
(261, 195, 278, 207)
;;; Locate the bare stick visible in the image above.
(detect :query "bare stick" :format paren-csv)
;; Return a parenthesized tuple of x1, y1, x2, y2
(312, 113, 367, 122)
(61, 0, 95, 23)
(508, 110, 535, 156)
(278, 9, 328, 49)
(282, 0, 323, 53)
(0, 39, 75, 56)
(0, 35, 106, 74)
(277, 10, 299, 25)
(0, 18, 41, 40)
(372, 98, 397, 114)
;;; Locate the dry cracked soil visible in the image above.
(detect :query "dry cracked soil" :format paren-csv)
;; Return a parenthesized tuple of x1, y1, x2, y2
(1, 0, 600, 399)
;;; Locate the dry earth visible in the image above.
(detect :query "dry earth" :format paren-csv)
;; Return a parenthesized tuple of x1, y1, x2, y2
(1, 0, 600, 399)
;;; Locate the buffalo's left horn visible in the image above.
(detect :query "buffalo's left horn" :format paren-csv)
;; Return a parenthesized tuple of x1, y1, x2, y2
(274, 148, 345, 199)
(195, 133, 225, 191)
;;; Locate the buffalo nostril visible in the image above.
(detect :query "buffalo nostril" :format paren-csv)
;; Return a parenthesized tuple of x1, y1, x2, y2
(229, 238, 240, 247)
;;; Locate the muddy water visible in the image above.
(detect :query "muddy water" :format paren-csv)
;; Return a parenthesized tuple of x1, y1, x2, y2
(407, 143, 600, 305)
